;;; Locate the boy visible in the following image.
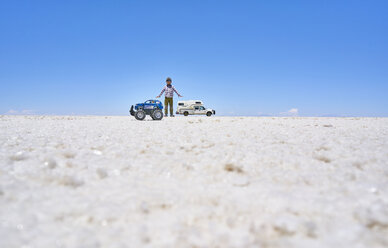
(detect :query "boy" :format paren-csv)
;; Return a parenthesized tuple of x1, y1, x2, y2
(156, 77, 183, 117)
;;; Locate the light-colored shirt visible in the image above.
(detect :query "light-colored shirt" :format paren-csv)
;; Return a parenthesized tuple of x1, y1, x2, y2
(158, 85, 182, 98)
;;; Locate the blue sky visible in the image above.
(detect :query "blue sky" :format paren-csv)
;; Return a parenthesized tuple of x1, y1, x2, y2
(1, 0, 387, 116)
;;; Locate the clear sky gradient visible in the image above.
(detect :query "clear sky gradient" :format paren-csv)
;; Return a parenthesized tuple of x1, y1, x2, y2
(1, 0, 387, 116)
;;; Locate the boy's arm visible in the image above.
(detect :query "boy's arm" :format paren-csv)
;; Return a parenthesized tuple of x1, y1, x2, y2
(156, 86, 166, 98)
(173, 86, 183, 97)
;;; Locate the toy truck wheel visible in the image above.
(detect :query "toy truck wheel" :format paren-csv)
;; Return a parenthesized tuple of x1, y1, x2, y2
(206, 111, 212, 117)
(135, 110, 146, 120)
(129, 105, 135, 116)
(184, 111, 189, 116)
(152, 109, 163, 120)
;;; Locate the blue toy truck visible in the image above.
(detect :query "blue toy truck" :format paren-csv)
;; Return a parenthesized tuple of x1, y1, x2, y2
(130, 100, 164, 120)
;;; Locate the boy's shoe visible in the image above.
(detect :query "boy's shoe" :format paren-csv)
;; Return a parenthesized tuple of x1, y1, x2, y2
(170, 114, 175, 117)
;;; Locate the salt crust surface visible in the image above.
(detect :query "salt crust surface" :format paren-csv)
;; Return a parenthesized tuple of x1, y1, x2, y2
(0, 115, 388, 248)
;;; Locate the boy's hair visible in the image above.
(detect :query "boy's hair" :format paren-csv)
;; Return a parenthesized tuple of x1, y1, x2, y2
(166, 77, 172, 82)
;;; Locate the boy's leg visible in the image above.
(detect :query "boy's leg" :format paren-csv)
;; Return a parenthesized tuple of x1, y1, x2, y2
(169, 98, 174, 116)
(164, 97, 169, 116)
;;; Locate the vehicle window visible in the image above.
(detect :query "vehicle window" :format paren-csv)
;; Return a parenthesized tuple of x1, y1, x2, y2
(200, 106, 205, 110)
(196, 102, 202, 104)
(194, 106, 200, 110)
(145, 100, 151, 104)
(178, 103, 184, 106)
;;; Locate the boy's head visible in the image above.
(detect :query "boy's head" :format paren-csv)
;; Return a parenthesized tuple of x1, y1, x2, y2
(166, 77, 172, 85)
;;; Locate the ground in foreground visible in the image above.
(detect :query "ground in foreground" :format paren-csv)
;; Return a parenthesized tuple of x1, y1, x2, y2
(1, 116, 388, 248)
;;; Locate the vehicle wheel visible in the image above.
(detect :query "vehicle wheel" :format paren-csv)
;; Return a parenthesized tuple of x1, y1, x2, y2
(135, 110, 146, 120)
(184, 111, 189, 116)
(206, 112, 212, 117)
(152, 109, 163, 120)
(129, 106, 135, 116)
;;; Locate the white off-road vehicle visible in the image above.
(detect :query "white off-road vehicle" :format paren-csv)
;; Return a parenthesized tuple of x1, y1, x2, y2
(176, 100, 216, 116)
